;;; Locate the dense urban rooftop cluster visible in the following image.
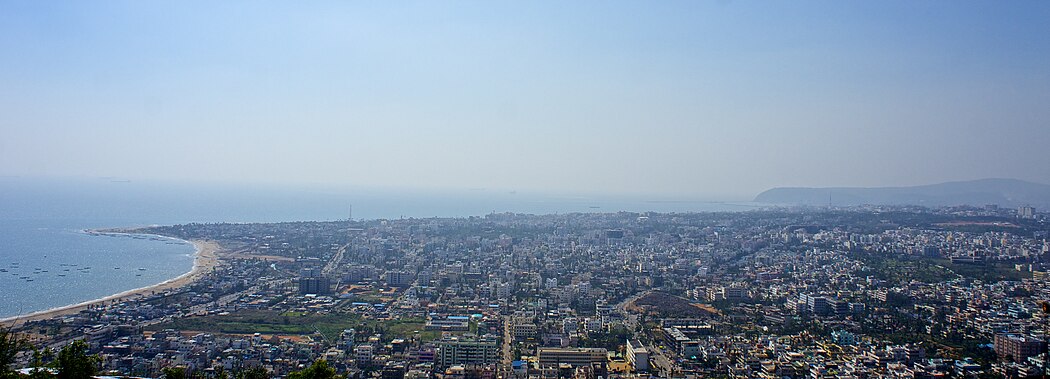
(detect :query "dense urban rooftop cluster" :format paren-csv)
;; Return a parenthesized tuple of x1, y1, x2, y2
(4, 205, 1050, 379)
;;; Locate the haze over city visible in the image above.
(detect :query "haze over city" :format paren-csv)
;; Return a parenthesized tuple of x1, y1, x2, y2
(8, 3, 1050, 379)
(2, 1, 1049, 198)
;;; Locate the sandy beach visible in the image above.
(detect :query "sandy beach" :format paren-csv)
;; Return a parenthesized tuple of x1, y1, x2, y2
(0, 239, 223, 327)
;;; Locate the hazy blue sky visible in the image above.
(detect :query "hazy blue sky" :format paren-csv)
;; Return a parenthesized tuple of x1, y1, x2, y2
(1, 1, 1048, 199)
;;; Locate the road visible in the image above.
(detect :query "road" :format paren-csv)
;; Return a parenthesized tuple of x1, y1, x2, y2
(615, 290, 649, 331)
(650, 344, 677, 377)
(499, 315, 513, 379)
(322, 243, 349, 277)
(614, 290, 680, 377)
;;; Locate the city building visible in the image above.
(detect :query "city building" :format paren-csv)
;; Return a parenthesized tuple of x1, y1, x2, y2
(994, 333, 1045, 363)
(537, 348, 608, 368)
(625, 340, 650, 372)
(436, 337, 499, 369)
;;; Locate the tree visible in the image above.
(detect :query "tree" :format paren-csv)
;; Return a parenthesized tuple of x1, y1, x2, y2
(236, 366, 270, 379)
(161, 367, 187, 379)
(213, 367, 229, 379)
(55, 341, 99, 379)
(287, 360, 341, 379)
(1, 327, 29, 379)
(27, 348, 55, 379)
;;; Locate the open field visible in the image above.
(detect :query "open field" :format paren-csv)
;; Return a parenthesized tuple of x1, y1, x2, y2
(627, 291, 719, 318)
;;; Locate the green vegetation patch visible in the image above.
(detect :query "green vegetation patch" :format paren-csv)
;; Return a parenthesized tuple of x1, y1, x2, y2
(856, 253, 957, 285)
(579, 325, 632, 351)
(932, 259, 1031, 282)
(856, 252, 1031, 284)
(383, 318, 427, 339)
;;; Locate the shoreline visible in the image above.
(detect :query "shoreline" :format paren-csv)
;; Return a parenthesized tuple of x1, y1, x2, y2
(0, 237, 223, 326)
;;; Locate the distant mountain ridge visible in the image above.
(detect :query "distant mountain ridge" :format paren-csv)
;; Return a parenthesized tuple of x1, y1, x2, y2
(754, 178, 1050, 208)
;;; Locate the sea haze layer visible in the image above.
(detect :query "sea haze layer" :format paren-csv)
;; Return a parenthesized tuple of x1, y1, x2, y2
(754, 178, 1050, 208)
(0, 176, 761, 318)
(0, 177, 761, 223)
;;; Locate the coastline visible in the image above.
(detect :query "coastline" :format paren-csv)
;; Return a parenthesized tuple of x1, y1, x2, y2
(0, 238, 222, 326)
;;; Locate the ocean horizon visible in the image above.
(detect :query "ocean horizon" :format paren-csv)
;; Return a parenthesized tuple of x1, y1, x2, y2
(0, 177, 765, 319)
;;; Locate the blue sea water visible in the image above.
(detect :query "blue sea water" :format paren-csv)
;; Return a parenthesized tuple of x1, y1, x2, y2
(0, 177, 761, 319)
(0, 221, 195, 319)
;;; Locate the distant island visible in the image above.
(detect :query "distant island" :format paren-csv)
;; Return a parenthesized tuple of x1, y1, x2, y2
(754, 178, 1050, 208)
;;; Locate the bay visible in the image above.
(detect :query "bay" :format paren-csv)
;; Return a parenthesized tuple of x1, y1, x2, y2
(0, 177, 761, 318)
